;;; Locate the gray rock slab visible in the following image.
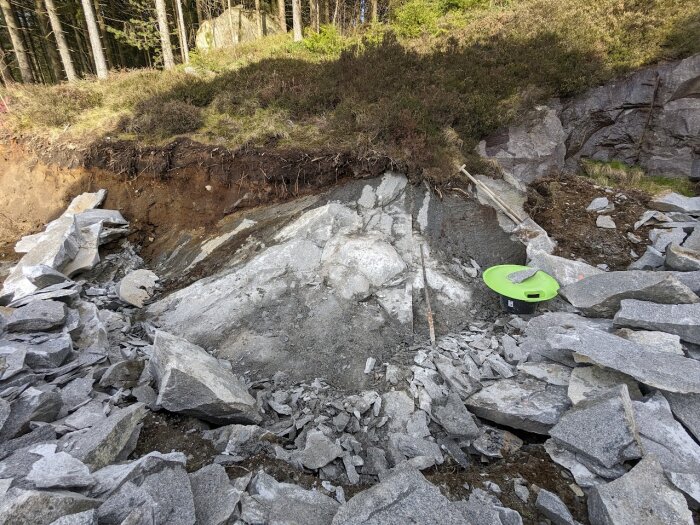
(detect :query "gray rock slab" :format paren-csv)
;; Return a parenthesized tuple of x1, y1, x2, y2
(26, 452, 94, 489)
(516, 362, 571, 386)
(628, 246, 665, 270)
(684, 227, 700, 252)
(5, 300, 67, 332)
(292, 429, 343, 470)
(117, 269, 159, 308)
(0, 488, 100, 525)
(471, 425, 523, 459)
(587, 456, 693, 525)
(614, 299, 700, 345)
(664, 392, 700, 442)
(380, 390, 415, 433)
(189, 464, 241, 525)
(331, 466, 468, 525)
(23, 265, 71, 289)
(507, 268, 538, 284)
(548, 325, 700, 393)
(633, 393, 700, 475)
(388, 433, 443, 465)
(535, 489, 576, 525)
(587, 197, 609, 212)
(649, 227, 687, 252)
(668, 472, 700, 509)
(465, 377, 570, 434)
(650, 192, 700, 213)
(0, 334, 73, 370)
(149, 330, 259, 424)
(98, 359, 144, 389)
(250, 471, 340, 525)
(549, 385, 642, 470)
(560, 271, 698, 317)
(61, 223, 102, 278)
(59, 403, 146, 469)
(432, 392, 480, 438)
(666, 243, 700, 271)
(526, 248, 603, 287)
(0, 387, 62, 440)
(615, 328, 683, 354)
(567, 366, 642, 405)
(75, 209, 128, 228)
(47, 510, 97, 525)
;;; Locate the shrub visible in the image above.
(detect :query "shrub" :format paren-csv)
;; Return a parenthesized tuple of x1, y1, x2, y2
(392, 0, 442, 37)
(13, 84, 102, 128)
(302, 25, 347, 55)
(130, 100, 203, 138)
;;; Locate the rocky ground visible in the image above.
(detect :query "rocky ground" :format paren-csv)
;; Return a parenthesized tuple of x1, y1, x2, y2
(0, 169, 700, 525)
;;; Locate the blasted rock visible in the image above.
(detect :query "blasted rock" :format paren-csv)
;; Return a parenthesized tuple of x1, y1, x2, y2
(0, 387, 62, 440)
(548, 326, 700, 393)
(0, 488, 99, 525)
(331, 466, 467, 525)
(535, 489, 576, 525)
(5, 300, 67, 332)
(26, 451, 94, 489)
(567, 366, 641, 405)
(588, 456, 692, 525)
(465, 377, 570, 434)
(549, 385, 642, 470)
(666, 243, 700, 271)
(650, 192, 700, 213)
(560, 271, 698, 317)
(47, 510, 97, 525)
(117, 269, 159, 308)
(149, 330, 259, 424)
(527, 249, 602, 287)
(189, 464, 241, 525)
(432, 392, 480, 438)
(614, 299, 700, 344)
(292, 429, 343, 470)
(664, 392, 700, 442)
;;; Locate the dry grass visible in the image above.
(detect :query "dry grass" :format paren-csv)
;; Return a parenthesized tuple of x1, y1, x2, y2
(582, 159, 697, 197)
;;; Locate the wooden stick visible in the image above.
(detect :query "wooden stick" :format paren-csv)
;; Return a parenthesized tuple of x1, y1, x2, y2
(458, 165, 525, 224)
(420, 244, 436, 347)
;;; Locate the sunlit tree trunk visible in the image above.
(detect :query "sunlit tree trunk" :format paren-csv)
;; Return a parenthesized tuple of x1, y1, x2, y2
(81, 0, 108, 78)
(44, 0, 77, 80)
(254, 0, 264, 37)
(33, 0, 62, 82)
(0, 0, 34, 82)
(93, 0, 116, 68)
(155, 0, 175, 69)
(278, 0, 286, 32)
(292, 0, 302, 41)
(0, 42, 15, 85)
(174, 0, 189, 63)
(371, 0, 377, 22)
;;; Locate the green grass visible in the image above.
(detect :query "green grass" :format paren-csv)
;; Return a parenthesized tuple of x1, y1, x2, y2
(2, 0, 699, 179)
(582, 159, 697, 197)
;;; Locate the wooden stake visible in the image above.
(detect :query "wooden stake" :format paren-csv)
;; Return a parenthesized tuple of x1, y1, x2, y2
(458, 165, 525, 224)
(420, 244, 436, 347)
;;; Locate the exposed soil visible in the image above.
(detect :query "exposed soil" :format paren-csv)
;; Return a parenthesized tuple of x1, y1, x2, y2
(526, 175, 652, 270)
(0, 139, 394, 266)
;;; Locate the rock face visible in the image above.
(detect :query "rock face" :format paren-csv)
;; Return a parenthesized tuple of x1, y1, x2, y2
(148, 173, 522, 388)
(614, 299, 700, 344)
(560, 271, 698, 317)
(479, 54, 700, 182)
(149, 330, 259, 424)
(587, 456, 693, 525)
(195, 7, 284, 51)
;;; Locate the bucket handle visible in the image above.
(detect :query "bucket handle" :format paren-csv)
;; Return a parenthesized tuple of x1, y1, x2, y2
(524, 290, 543, 300)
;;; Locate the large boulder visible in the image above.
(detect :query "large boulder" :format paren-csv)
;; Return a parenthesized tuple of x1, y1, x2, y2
(149, 330, 259, 424)
(0, 488, 99, 525)
(614, 299, 700, 344)
(195, 7, 283, 51)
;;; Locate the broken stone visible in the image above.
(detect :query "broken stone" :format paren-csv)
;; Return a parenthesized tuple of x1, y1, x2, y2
(614, 299, 700, 344)
(23, 265, 71, 289)
(666, 243, 700, 271)
(650, 192, 700, 213)
(559, 270, 698, 317)
(189, 464, 241, 525)
(526, 248, 602, 286)
(47, 510, 97, 525)
(507, 268, 538, 284)
(615, 328, 683, 354)
(664, 392, 700, 442)
(332, 466, 468, 525)
(250, 471, 339, 525)
(26, 451, 94, 489)
(628, 246, 665, 270)
(549, 385, 642, 470)
(364, 357, 376, 374)
(586, 197, 609, 212)
(433, 356, 479, 399)
(535, 489, 576, 525)
(514, 482, 529, 503)
(61, 223, 102, 277)
(75, 209, 127, 228)
(567, 366, 641, 405)
(0, 334, 72, 370)
(471, 425, 523, 459)
(650, 228, 687, 252)
(293, 429, 343, 470)
(381, 390, 415, 433)
(0, 488, 100, 525)
(98, 359, 144, 389)
(389, 433, 443, 465)
(588, 456, 693, 525)
(465, 377, 570, 434)
(59, 403, 146, 469)
(149, 330, 259, 424)
(89, 451, 187, 497)
(432, 392, 480, 438)
(0, 386, 62, 440)
(5, 300, 67, 332)
(549, 326, 700, 393)
(684, 227, 700, 252)
(516, 362, 571, 386)
(117, 269, 159, 308)
(596, 215, 616, 229)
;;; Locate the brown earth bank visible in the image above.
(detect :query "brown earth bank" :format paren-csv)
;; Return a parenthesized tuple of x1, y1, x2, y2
(0, 139, 396, 267)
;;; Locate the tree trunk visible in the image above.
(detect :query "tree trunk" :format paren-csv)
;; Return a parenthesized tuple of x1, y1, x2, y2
(195, 0, 204, 24)
(17, 6, 45, 83)
(309, 0, 318, 32)
(371, 0, 377, 22)
(292, 0, 302, 41)
(0, 0, 34, 82)
(174, 0, 189, 63)
(32, 0, 62, 82)
(80, 0, 108, 78)
(278, 0, 286, 32)
(155, 0, 175, 69)
(321, 0, 329, 25)
(0, 42, 16, 85)
(44, 0, 77, 80)
(92, 0, 116, 68)
(254, 0, 264, 37)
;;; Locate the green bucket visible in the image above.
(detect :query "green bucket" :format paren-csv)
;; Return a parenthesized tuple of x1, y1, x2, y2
(482, 264, 560, 314)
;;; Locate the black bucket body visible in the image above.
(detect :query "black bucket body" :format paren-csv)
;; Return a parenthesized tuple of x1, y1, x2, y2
(500, 295, 538, 315)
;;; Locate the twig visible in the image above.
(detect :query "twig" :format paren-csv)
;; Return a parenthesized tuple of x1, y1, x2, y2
(420, 244, 436, 347)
